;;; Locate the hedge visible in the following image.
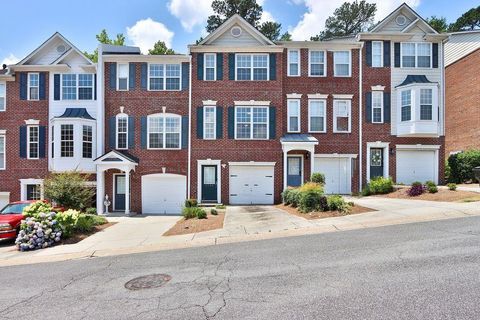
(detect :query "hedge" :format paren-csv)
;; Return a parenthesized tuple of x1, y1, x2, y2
(447, 150, 480, 183)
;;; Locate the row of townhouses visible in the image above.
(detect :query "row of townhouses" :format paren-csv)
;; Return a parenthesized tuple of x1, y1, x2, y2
(0, 4, 450, 215)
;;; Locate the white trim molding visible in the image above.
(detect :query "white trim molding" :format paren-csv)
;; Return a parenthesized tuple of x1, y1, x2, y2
(308, 93, 329, 99)
(234, 100, 271, 106)
(314, 153, 358, 159)
(228, 161, 276, 167)
(197, 159, 222, 204)
(19, 178, 44, 201)
(396, 144, 441, 150)
(286, 93, 302, 99)
(0, 130, 6, 134)
(332, 94, 354, 99)
(366, 141, 390, 182)
(371, 85, 385, 91)
(24, 119, 40, 125)
(202, 100, 217, 106)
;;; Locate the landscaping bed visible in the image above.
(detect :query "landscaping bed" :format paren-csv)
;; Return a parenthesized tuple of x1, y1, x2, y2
(163, 212, 225, 236)
(277, 203, 375, 220)
(376, 188, 480, 202)
(61, 222, 116, 245)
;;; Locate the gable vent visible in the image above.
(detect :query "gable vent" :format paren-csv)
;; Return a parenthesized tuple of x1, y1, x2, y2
(231, 26, 242, 37)
(56, 45, 66, 53)
(396, 15, 407, 26)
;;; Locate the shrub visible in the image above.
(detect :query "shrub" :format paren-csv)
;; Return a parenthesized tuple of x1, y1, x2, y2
(447, 183, 457, 191)
(310, 173, 325, 185)
(319, 196, 329, 212)
(182, 207, 206, 219)
(448, 150, 480, 183)
(408, 182, 426, 197)
(299, 182, 323, 193)
(368, 177, 394, 195)
(327, 195, 351, 214)
(281, 189, 292, 204)
(215, 205, 226, 210)
(23, 201, 53, 217)
(425, 181, 438, 194)
(43, 171, 94, 211)
(55, 209, 81, 238)
(361, 184, 371, 196)
(285, 189, 301, 207)
(196, 209, 207, 219)
(185, 199, 198, 208)
(298, 189, 323, 213)
(74, 214, 108, 233)
(15, 212, 62, 251)
(211, 208, 218, 215)
(85, 207, 97, 215)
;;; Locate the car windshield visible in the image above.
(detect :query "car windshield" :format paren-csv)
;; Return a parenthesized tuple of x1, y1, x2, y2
(0, 204, 28, 214)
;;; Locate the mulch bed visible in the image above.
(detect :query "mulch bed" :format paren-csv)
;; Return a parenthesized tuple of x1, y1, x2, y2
(163, 212, 225, 236)
(61, 222, 116, 245)
(375, 188, 480, 202)
(276, 204, 376, 220)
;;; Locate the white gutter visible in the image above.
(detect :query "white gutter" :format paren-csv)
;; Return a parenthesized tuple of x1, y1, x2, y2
(358, 42, 364, 192)
(187, 51, 192, 199)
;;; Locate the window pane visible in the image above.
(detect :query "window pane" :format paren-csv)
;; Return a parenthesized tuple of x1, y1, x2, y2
(372, 42, 382, 67)
(82, 125, 93, 158)
(253, 124, 267, 139)
(118, 64, 129, 77)
(166, 78, 180, 90)
(334, 101, 350, 132)
(372, 92, 383, 123)
(149, 78, 163, 90)
(61, 124, 74, 157)
(62, 74, 77, 100)
(205, 54, 215, 67)
(289, 50, 299, 63)
(117, 117, 128, 149)
(166, 64, 180, 77)
(289, 64, 298, 76)
(288, 100, 299, 132)
(420, 88, 433, 120)
(417, 43, 431, 67)
(253, 68, 268, 80)
(401, 90, 411, 121)
(236, 107, 251, 139)
(29, 73, 39, 100)
(289, 50, 299, 76)
(149, 64, 164, 77)
(402, 43, 416, 67)
(28, 126, 39, 158)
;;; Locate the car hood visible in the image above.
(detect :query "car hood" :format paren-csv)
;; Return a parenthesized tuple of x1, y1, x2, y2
(0, 214, 23, 227)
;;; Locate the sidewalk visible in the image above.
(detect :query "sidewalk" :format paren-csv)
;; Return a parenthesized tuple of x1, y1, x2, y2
(0, 198, 479, 267)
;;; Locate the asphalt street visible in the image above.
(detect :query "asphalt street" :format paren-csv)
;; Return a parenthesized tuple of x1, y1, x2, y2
(2, 215, 480, 319)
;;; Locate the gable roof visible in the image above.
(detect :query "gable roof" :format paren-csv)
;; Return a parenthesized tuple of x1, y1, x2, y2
(370, 3, 438, 34)
(94, 150, 139, 164)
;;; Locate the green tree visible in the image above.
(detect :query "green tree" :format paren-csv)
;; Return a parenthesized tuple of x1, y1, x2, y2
(449, 6, 480, 31)
(148, 41, 176, 55)
(84, 29, 126, 62)
(426, 16, 448, 33)
(311, 0, 377, 41)
(43, 171, 95, 211)
(279, 32, 292, 41)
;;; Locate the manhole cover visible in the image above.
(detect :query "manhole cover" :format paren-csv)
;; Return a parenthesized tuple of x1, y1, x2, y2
(125, 274, 171, 290)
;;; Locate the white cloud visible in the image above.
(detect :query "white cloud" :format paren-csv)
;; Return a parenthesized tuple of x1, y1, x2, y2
(168, 0, 213, 32)
(126, 18, 174, 54)
(291, 0, 421, 40)
(1, 53, 20, 66)
(260, 10, 276, 24)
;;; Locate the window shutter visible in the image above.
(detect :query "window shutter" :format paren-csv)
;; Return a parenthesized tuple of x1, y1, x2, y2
(182, 62, 189, 90)
(216, 53, 223, 80)
(182, 116, 188, 149)
(141, 116, 147, 149)
(384, 92, 391, 123)
(39, 126, 46, 158)
(383, 41, 391, 67)
(39, 72, 46, 100)
(216, 107, 223, 139)
(269, 53, 276, 80)
(19, 126, 27, 158)
(109, 117, 116, 149)
(129, 63, 136, 89)
(109, 62, 117, 89)
(94, 74, 97, 100)
(432, 43, 439, 68)
(197, 53, 204, 80)
(19, 73, 27, 100)
(196, 107, 204, 139)
(394, 43, 400, 68)
(141, 63, 148, 89)
(54, 74, 60, 101)
(228, 53, 235, 80)
(227, 106, 235, 138)
(366, 92, 372, 123)
(128, 116, 135, 148)
(269, 107, 276, 139)
(365, 41, 372, 67)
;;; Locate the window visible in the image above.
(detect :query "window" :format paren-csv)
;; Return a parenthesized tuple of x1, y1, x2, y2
(235, 107, 268, 139)
(147, 115, 181, 149)
(333, 100, 351, 133)
(82, 125, 93, 158)
(203, 106, 216, 139)
(0, 82, 5, 111)
(334, 51, 351, 77)
(204, 54, 216, 81)
(78, 74, 93, 100)
(117, 64, 129, 91)
(61, 124, 74, 157)
(27, 126, 39, 159)
(60, 74, 95, 100)
(308, 99, 326, 133)
(309, 50, 326, 76)
(116, 116, 128, 149)
(26, 184, 41, 201)
(287, 99, 300, 132)
(28, 73, 39, 100)
(62, 74, 77, 100)
(148, 64, 181, 91)
(372, 91, 384, 123)
(236, 54, 269, 81)
(420, 88, 433, 120)
(288, 50, 300, 76)
(401, 90, 411, 121)
(401, 43, 432, 68)
(372, 41, 383, 67)
(0, 135, 5, 170)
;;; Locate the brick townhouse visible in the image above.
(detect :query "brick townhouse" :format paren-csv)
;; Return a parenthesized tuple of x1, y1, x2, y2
(0, 3, 448, 215)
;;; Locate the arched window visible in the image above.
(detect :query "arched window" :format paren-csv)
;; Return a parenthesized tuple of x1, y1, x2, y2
(147, 113, 181, 149)
(116, 113, 128, 150)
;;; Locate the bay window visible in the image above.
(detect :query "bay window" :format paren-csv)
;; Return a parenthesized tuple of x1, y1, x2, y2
(372, 41, 383, 67)
(308, 99, 326, 133)
(116, 115, 128, 149)
(0, 82, 5, 111)
(401, 42, 432, 68)
(287, 99, 300, 132)
(288, 50, 300, 76)
(27, 126, 39, 159)
(236, 54, 269, 81)
(372, 91, 384, 123)
(333, 100, 351, 133)
(401, 90, 412, 121)
(334, 51, 351, 77)
(420, 88, 433, 120)
(235, 106, 268, 139)
(309, 50, 326, 76)
(204, 54, 216, 81)
(61, 124, 74, 157)
(28, 73, 39, 100)
(203, 106, 216, 139)
(147, 114, 181, 149)
(148, 64, 181, 91)
(82, 125, 93, 158)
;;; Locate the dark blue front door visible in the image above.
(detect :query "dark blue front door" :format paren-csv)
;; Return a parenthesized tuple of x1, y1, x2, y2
(370, 148, 384, 180)
(202, 165, 218, 203)
(114, 175, 126, 211)
(287, 156, 302, 187)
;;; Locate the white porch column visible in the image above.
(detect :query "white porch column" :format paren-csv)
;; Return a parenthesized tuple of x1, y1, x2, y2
(96, 168, 105, 215)
(283, 149, 288, 191)
(124, 169, 130, 215)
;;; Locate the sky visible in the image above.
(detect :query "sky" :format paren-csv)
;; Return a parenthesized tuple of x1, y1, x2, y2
(0, 0, 478, 65)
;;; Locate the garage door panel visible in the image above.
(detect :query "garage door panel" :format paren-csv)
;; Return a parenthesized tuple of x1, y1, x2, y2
(396, 150, 437, 184)
(142, 175, 186, 215)
(314, 157, 352, 194)
(229, 166, 274, 205)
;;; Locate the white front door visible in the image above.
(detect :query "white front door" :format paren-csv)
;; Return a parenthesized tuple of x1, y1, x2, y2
(396, 150, 437, 184)
(314, 157, 351, 194)
(229, 165, 274, 205)
(141, 174, 186, 214)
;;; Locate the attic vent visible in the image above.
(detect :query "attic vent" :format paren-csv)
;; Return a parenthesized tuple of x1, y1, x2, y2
(396, 15, 407, 26)
(57, 45, 66, 53)
(231, 26, 242, 38)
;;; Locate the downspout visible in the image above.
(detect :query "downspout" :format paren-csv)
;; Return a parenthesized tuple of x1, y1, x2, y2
(187, 51, 192, 199)
(358, 42, 364, 193)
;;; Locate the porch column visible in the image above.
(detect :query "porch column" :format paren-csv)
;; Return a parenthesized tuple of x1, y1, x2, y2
(124, 169, 130, 215)
(283, 150, 288, 191)
(96, 168, 105, 215)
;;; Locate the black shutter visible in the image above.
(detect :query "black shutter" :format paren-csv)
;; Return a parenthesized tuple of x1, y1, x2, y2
(269, 53, 276, 80)
(227, 106, 235, 138)
(383, 41, 391, 67)
(228, 53, 235, 80)
(365, 41, 372, 67)
(109, 117, 116, 149)
(269, 107, 276, 139)
(394, 43, 400, 68)
(54, 74, 60, 101)
(140, 116, 147, 148)
(129, 63, 135, 89)
(19, 126, 27, 158)
(432, 43, 439, 68)
(128, 116, 135, 148)
(384, 92, 391, 123)
(109, 62, 117, 89)
(196, 107, 204, 139)
(39, 72, 46, 100)
(39, 126, 46, 158)
(366, 92, 372, 123)
(197, 53, 204, 80)
(19, 73, 27, 100)
(216, 107, 223, 139)
(216, 53, 223, 80)
(182, 116, 188, 149)
(182, 62, 189, 90)
(140, 63, 148, 89)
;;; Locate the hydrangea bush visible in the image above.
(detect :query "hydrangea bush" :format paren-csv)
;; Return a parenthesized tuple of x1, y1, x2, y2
(15, 212, 62, 251)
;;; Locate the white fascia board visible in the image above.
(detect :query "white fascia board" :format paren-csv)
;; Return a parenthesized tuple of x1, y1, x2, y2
(228, 161, 276, 166)
(102, 55, 190, 63)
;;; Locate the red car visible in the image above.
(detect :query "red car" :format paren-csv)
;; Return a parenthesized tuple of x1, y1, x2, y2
(0, 200, 39, 240)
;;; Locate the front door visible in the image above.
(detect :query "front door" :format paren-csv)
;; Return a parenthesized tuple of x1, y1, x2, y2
(370, 148, 384, 180)
(287, 156, 302, 187)
(202, 165, 218, 203)
(114, 174, 126, 211)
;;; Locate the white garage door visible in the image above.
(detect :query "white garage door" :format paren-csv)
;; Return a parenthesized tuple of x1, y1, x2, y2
(229, 165, 274, 205)
(0, 192, 9, 210)
(141, 174, 186, 215)
(314, 157, 352, 194)
(396, 150, 437, 184)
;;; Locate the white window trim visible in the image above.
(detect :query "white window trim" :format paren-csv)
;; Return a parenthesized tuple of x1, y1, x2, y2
(204, 53, 217, 81)
(234, 106, 269, 140)
(400, 42, 433, 69)
(287, 99, 301, 133)
(60, 73, 95, 101)
(203, 106, 217, 140)
(27, 72, 40, 101)
(19, 179, 44, 201)
(82, 125, 93, 159)
(398, 85, 438, 123)
(308, 50, 327, 77)
(27, 125, 39, 160)
(333, 99, 352, 133)
(0, 134, 5, 170)
(116, 114, 128, 150)
(0, 81, 6, 111)
(146, 113, 182, 150)
(197, 159, 222, 204)
(372, 91, 384, 124)
(235, 54, 270, 81)
(117, 63, 129, 91)
(419, 88, 434, 121)
(372, 41, 383, 68)
(60, 123, 75, 158)
(333, 50, 352, 77)
(366, 142, 390, 182)
(147, 63, 182, 91)
(287, 49, 300, 77)
(308, 99, 327, 133)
